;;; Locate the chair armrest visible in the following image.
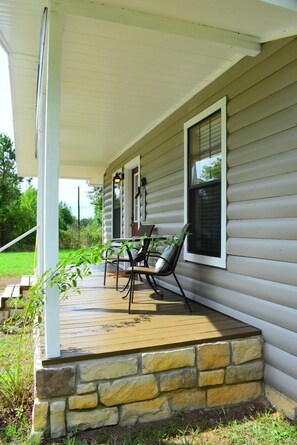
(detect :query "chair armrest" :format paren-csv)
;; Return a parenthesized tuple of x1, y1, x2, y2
(130, 251, 165, 267)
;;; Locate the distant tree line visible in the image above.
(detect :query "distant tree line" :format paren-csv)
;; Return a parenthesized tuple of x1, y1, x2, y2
(0, 133, 102, 251)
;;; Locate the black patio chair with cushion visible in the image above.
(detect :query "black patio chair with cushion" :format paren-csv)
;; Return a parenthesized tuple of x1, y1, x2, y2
(126, 223, 192, 314)
(103, 224, 155, 290)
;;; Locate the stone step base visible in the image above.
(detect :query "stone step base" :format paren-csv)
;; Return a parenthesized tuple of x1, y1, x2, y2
(33, 335, 264, 438)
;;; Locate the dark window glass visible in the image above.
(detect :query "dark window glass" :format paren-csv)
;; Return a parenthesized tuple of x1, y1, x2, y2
(188, 110, 221, 258)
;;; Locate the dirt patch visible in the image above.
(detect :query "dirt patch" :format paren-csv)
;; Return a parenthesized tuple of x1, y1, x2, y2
(0, 276, 19, 293)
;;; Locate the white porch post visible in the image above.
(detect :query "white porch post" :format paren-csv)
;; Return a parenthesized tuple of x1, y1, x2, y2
(43, 9, 63, 358)
(36, 10, 48, 277)
(37, 92, 45, 277)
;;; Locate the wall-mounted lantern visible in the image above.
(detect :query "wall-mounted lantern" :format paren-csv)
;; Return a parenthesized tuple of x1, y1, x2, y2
(113, 171, 124, 184)
(141, 176, 147, 221)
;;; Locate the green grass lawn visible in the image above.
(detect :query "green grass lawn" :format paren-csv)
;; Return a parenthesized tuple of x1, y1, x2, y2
(1, 399, 296, 445)
(0, 250, 78, 278)
(40, 407, 297, 445)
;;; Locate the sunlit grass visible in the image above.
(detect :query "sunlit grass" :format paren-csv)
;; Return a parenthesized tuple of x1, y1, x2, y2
(44, 410, 297, 445)
(202, 411, 297, 445)
(0, 250, 78, 278)
(0, 252, 37, 277)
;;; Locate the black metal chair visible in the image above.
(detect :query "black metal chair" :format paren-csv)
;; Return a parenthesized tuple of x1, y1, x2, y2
(103, 224, 155, 290)
(126, 223, 192, 313)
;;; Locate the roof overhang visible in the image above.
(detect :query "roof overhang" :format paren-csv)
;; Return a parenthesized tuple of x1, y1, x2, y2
(1, 0, 297, 185)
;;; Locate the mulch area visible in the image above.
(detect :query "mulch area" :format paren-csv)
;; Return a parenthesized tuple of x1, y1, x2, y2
(0, 398, 33, 430)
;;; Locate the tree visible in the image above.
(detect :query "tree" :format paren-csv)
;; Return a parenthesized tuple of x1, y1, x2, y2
(0, 133, 23, 247)
(19, 181, 37, 226)
(17, 181, 38, 250)
(58, 202, 77, 249)
(89, 187, 103, 228)
(59, 202, 75, 231)
(198, 156, 221, 184)
(69, 186, 103, 248)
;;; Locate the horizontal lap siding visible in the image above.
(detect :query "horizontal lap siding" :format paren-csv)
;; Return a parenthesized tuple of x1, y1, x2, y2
(225, 37, 297, 400)
(227, 218, 297, 239)
(103, 37, 297, 402)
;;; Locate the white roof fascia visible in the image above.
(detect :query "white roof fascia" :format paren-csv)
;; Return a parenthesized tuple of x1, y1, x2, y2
(60, 0, 261, 56)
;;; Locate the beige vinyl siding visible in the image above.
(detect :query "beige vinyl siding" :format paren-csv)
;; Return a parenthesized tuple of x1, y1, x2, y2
(228, 172, 297, 201)
(228, 58, 297, 116)
(228, 126, 297, 167)
(227, 218, 297, 239)
(103, 36, 297, 402)
(228, 195, 297, 219)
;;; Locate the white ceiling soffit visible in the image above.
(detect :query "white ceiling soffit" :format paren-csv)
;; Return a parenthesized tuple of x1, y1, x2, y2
(1, 0, 297, 184)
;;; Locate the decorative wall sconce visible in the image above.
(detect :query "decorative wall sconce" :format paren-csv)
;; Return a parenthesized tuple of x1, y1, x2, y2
(113, 172, 124, 184)
(135, 177, 147, 199)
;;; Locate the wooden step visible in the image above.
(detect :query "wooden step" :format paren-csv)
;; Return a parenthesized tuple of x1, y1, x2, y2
(0, 285, 21, 309)
(20, 275, 36, 292)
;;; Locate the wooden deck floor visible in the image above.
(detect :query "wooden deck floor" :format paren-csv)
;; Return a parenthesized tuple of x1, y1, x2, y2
(41, 265, 261, 365)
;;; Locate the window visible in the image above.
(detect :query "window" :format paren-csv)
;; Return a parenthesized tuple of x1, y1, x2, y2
(184, 97, 226, 268)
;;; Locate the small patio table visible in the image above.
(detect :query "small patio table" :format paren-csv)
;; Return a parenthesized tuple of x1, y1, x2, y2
(110, 235, 168, 296)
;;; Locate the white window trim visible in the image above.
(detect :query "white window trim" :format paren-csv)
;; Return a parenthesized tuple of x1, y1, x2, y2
(184, 97, 227, 268)
(123, 156, 140, 237)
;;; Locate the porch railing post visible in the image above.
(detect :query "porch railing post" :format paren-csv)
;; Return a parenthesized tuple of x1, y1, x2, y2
(43, 8, 63, 359)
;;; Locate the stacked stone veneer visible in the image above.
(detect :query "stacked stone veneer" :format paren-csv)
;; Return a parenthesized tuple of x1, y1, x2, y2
(33, 336, 263, 438)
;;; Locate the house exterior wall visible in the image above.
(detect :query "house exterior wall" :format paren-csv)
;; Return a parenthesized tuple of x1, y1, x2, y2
(103, 37, 297, 405)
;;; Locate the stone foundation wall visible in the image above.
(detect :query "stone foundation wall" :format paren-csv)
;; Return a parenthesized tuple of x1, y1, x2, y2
(33, 336, 263, 438)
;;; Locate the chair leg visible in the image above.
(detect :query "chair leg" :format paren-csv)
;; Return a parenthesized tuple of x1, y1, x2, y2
(103, 259, 107, 287)
(173, 272, 192, 313)
(128, 273, 135, 314)
(121, 274, 132, 299)
(116, 257, 119, 291)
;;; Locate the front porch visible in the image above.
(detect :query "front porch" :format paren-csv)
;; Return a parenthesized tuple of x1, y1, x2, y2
(33, 266, 264, 438)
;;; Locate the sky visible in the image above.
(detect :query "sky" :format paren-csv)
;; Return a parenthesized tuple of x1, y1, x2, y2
(0, 45, 94, 219)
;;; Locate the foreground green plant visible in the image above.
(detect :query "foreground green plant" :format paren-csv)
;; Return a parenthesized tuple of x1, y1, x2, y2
(0, 410, 41, 445)
(0, 331, 36, 445)
(0, 331, 34, 410)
